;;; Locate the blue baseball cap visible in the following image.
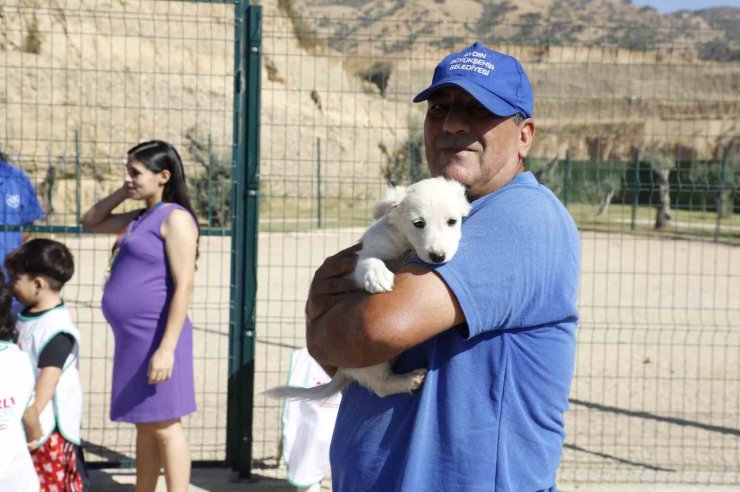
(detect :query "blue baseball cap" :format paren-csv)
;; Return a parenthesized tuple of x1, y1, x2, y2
(413, 42, 534, 118)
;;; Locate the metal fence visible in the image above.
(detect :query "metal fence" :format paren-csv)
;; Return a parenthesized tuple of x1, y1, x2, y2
(254, 7, 739, 486)
(1, 0, 239, 466)
(2, 0, 739, 486)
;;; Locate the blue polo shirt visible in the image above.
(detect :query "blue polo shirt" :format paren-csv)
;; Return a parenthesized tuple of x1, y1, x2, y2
(330, 172, 581, 491)
(0, 160, 45, 273)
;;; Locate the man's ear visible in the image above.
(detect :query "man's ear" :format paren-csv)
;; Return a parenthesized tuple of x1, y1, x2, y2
(372, 186, 407, 219)
(518, 119, 535, 161)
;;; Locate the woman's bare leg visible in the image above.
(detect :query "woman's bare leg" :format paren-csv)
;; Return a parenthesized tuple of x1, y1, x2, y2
(135, 424, 163, 492)
(144, 419, 191, 492)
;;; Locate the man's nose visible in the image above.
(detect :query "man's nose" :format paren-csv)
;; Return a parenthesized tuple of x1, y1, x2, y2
(442, 107, 470, 134)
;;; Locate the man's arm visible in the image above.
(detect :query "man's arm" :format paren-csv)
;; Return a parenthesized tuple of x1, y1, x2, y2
(306, 247, 465, 368)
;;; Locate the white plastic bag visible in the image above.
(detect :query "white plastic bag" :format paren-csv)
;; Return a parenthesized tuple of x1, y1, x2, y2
(281, 348, 342, 488)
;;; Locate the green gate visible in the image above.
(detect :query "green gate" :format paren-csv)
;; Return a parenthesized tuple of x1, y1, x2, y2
(0, 0, 261, 474)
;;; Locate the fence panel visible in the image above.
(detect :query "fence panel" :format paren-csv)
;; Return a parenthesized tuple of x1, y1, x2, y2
(1, 0, 238, 465)
(255, 7, 739, 485)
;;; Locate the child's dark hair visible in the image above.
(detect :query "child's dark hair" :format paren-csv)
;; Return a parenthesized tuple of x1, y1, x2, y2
(4, 239, 74, 291)
(0, 279, 17, 342)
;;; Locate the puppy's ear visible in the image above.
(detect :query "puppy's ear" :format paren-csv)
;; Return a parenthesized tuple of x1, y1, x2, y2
(448, 180, 471, 217)
(372, 185, 407, 219)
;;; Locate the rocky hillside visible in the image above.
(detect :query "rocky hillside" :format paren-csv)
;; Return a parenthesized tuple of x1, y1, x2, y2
(291, 0, 739, 61)
(282, 0, 739, 162)
(0, 0, 738, 218)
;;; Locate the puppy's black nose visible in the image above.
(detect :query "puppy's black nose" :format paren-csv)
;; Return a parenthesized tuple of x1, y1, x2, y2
(429, 252, 446, 263)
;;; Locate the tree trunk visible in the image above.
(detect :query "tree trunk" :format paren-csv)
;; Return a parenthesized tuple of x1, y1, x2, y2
(654, 169, 672, 229)
(597, 188, 615, 215)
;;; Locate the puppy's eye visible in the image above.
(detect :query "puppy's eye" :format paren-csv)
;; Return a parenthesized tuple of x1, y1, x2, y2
(412, 219, 426, 229)
(447, 218, 458, 226)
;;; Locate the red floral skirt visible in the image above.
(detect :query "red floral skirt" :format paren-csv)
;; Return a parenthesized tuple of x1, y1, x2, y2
(31, 431, 85, 492)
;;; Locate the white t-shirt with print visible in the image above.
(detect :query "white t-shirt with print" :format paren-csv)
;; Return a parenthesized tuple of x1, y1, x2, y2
(0, 341, 39, 492)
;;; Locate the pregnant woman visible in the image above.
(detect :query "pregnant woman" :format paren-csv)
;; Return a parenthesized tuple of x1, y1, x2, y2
(81, 140, 199, 491)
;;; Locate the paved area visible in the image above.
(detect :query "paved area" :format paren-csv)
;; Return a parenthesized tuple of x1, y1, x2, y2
(89, 468, 740, 491)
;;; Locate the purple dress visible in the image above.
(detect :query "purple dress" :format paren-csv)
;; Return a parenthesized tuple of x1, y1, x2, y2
(102, 203, 197, 423)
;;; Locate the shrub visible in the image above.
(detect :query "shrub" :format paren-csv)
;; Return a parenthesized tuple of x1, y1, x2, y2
(357, 62, 392, 97)
(184, 128, 232, 228)
(22, 15, 43, 54)
(380, 114, 429, 185)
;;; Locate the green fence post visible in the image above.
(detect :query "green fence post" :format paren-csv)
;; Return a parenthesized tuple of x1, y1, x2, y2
(208, 133, 213, 228)
(317, 137, 322, 229)
(714, 142, 731, 242)
(227, 1, 261, 479)
(631, 148, 640, 231)
(75, 130, 81, 225)
(563, 149, 571, 207)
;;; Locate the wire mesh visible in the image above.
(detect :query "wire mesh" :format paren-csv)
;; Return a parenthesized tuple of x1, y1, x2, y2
(255, 8, 739, 486)
(2, 0, 738, 484)
(1, 0, 237, 465)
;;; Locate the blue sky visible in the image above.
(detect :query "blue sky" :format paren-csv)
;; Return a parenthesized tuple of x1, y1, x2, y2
(631, 0, 739, 12)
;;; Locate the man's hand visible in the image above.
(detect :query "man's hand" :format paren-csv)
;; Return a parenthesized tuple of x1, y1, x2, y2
(305, 243, 362, 324)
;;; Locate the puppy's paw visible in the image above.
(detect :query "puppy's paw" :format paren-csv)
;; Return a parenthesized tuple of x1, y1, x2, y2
(363, 263, 395, 293)
(408, 368, 427, 392)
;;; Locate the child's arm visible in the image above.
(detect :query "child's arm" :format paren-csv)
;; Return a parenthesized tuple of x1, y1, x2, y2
(31, 366, 62, 417)
(22, 404, 42, 447)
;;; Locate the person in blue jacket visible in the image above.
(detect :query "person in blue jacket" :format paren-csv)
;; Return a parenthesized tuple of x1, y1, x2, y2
(0, 154, 47, 316)
(306, 42, 581, 491)
(0, 154, 46, 276)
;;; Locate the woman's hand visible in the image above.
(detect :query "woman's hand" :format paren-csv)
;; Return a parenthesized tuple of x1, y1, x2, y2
(148, 347, 175, 384)
(119, 181, 135, 200)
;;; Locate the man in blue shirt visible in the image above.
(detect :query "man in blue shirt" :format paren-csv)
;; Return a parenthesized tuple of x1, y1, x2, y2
(0, 155, 46, 277)
(306, 42, 581, 491)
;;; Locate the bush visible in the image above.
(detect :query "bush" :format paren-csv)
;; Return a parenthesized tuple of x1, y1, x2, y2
(22, 15, 43, 54)
(380, 114, 429, 185)
(184, 128, 232, 228)
(357, 62, 392, 97)
(277, 0, 324, 52)
(698, 39, 740, 62)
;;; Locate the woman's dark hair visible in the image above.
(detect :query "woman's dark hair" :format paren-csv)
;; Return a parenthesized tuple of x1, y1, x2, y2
(127, 140, 198, 222)
(5, 239, 75, 291)
(0, 272, 17, 342)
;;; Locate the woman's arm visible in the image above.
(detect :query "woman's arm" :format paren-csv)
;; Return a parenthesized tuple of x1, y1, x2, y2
(80, 184, 140, 233)
(147, 208, 198, 384)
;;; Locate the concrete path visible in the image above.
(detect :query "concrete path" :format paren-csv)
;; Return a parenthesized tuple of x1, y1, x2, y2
(89, 468, 740, 491)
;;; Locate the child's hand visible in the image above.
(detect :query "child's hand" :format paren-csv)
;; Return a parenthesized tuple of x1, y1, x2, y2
(27, 440, 40, 451)
(148, 347, 175, 384)
(22, 406, 42, 444)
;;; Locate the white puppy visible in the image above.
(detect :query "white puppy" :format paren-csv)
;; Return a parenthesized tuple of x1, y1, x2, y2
(265, 177, 470, 400)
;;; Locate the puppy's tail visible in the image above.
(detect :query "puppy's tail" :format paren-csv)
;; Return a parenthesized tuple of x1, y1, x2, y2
(262, 373, 347, 401)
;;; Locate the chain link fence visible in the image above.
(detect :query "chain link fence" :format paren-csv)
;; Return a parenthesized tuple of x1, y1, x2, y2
(254, 5, 739, 485)
(2, 0, 738, 485)
(1, 0, 237, 465)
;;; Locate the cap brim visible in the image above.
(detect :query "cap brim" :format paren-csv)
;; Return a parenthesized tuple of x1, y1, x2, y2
(412, 78, 521, 117)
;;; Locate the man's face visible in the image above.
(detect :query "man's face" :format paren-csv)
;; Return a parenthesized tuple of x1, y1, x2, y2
(424, 87, 532, 199)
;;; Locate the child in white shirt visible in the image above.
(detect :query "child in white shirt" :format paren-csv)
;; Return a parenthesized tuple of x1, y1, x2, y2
(6, 239, 86, 491)
(0, 279, 40, 491)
